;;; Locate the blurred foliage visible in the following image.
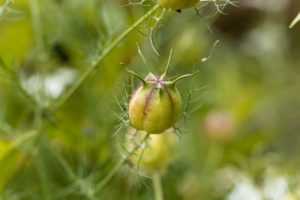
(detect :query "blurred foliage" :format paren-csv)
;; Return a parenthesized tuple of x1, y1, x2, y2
(0, 0, 300, 199)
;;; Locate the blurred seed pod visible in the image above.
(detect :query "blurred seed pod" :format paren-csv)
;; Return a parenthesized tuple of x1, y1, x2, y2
(125, 127, 179, 173)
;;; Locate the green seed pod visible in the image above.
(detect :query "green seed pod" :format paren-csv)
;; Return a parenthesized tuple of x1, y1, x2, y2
(128, 72, 182, 134)
(125, 127, 178, 172)
(158, 0, 198, 11)
(127, 60, 198, 134)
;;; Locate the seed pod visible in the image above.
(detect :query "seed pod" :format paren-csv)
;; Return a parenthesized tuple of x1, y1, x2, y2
(158, 0, 198, 11)
(125, 127, 178, 172)
(127, 61, 198, 134)
(128, 72, 182, 134)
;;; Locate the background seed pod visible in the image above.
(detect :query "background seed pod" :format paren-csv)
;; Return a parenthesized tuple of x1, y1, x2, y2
(125, 127, 179, 173)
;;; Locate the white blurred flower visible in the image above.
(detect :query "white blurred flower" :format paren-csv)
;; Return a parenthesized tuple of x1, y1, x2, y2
(227, 181, 262, 200)
(225, 167, 293, 200)
(263, 176, 289, 200)
(21, 67, 77, 104)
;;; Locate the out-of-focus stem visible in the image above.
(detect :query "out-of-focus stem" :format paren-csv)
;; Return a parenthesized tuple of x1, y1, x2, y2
(94, 133, 150, 194)
(153, 173, 164, 200)
(29, 0, 44, 52)
(51, 4, 161, 111)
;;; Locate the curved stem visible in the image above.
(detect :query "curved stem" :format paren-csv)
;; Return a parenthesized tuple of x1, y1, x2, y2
(51, 4, 161, 111)
(161, 48, 173, 78)
(150, 8, 166, 57)
(126, 69, 146, 84)
(171, 71, 199, 84)
(137, 42, 152, 72)
(94, 133, 151, 194)
(153, 173, 164, 200)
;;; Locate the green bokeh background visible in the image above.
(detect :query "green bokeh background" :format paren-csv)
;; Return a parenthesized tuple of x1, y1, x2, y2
(0, 0, 300, 199)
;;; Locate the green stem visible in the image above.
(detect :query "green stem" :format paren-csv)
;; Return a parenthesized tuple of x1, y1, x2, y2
(126, 69, 146, 84)
(153, 173, 164, 200)
(51, 4, 161, 111)
(36, 151, 51, 200)
(172, 71, 199, 84)
(94, 157, 124, 193)
(0, 0, 13, 18)
(94, 133, 151, 194)
(0, 117, 15, 135)
(161, 48, 173, 78)
(29, 0, 43, 52)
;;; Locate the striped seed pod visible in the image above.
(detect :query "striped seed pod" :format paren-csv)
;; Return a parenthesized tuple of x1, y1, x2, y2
(127, 64, 197, 134)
